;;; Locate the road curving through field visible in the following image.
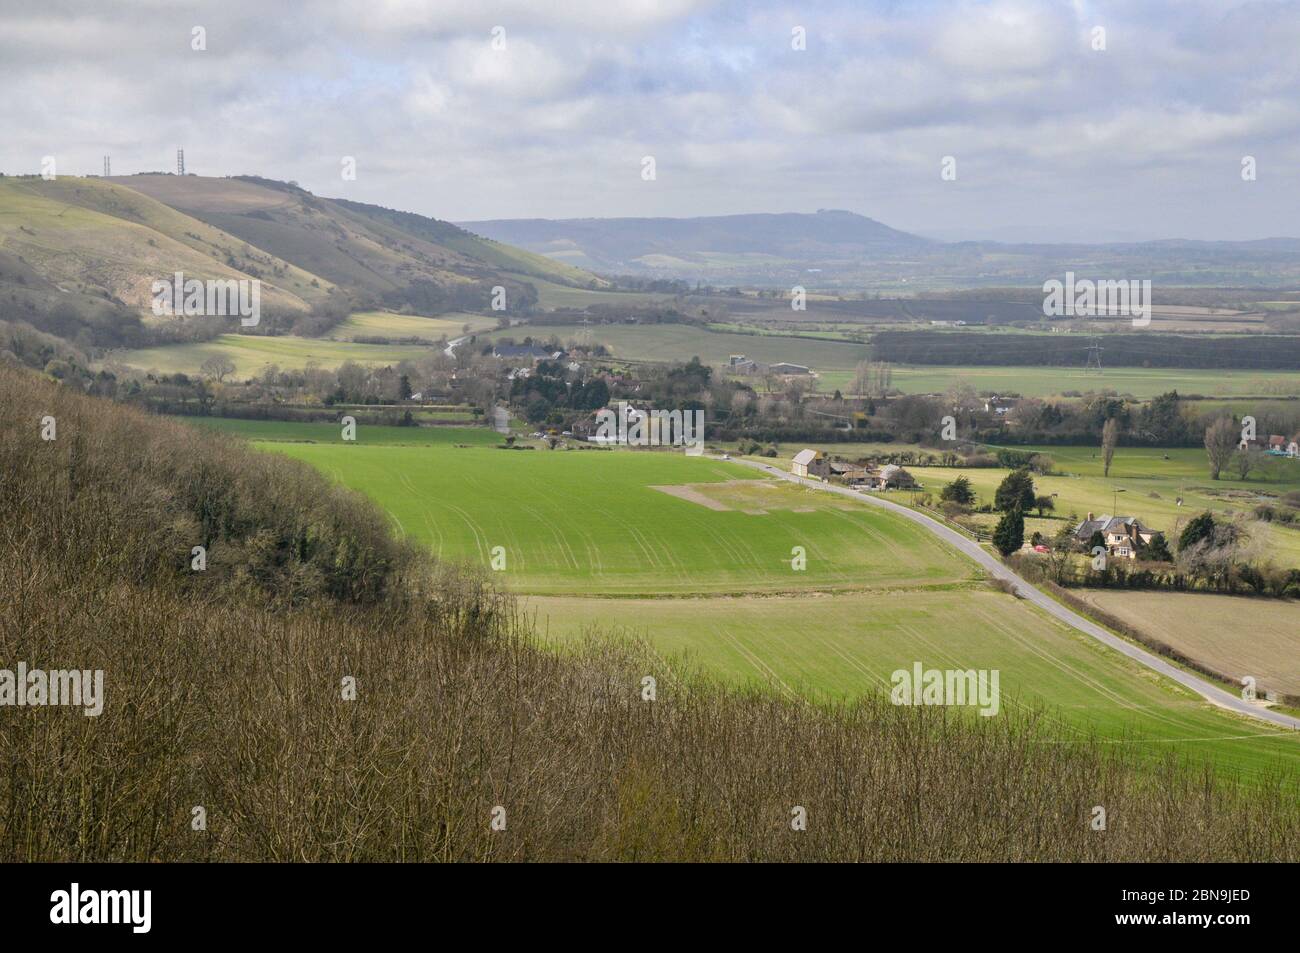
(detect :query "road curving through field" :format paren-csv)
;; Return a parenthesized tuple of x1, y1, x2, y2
(718, 455, 1300, 732)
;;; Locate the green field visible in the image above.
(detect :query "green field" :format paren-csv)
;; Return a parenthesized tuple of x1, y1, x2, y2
(507, 275, 672, 310)
(259, 441, 971, 596)
(501, 318, 1300, 398)
(825, 365, 1300, 399)
(114, 333, 439, 377)
(326, 310, 497, 342)
(189, 418, 499, 446)
(525, 591, 1300, 775)
(734, 442, 1300, 569)
(198, 417, 1300, 776)
(911, 445, 1300, 569)
(491, 321, 872, 374)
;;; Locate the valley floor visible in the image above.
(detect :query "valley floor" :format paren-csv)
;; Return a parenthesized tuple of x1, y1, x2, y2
(189, 417, 1300, 780)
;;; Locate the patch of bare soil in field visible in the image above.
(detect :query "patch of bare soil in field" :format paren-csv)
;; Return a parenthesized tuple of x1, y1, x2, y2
(650, 483, 732, 511)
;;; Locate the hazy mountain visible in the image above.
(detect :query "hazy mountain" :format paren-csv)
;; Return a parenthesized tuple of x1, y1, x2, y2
(459, 209, 1300, 290)
(458, 209, 929, 273)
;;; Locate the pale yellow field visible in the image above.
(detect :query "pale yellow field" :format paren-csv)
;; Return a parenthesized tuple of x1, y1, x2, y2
(1074, 590, 1300, 698)
(327, 310, 497, 341)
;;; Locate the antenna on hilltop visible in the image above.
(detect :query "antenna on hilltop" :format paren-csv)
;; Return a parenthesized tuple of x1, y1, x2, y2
(103, 156, 111, 177)
(177, 148, 185, 176)
(1085, 336, 1104, 374)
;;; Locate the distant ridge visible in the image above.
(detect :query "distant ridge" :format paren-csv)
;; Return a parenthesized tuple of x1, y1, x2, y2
(458, 209, 1300, 288)
(457, 209, 929, 272)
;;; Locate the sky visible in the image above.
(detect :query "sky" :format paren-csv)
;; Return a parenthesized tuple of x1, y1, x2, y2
(3, 0, 1299, 242)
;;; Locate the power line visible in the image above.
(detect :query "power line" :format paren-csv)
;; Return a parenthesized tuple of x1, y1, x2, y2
(1084, 336, 1103, 373)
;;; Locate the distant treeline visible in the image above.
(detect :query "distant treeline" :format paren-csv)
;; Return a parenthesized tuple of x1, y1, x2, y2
(872, 331, 1300, 370)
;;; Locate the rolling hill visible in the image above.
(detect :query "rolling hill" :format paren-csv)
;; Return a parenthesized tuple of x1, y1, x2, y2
(0, 173, 602, 351)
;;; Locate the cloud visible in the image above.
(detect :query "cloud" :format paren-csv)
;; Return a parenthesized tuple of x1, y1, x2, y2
(0, 0, 1298, 240)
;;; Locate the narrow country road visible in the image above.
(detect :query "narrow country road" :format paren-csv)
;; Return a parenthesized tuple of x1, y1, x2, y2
(491, 405, 510, 435)
(719, 454, 1300, 731)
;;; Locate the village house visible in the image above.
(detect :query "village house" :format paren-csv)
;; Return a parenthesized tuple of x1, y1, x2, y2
(576, 403, 647, 443)
(791, 448, 830, 479)
(1263, 433, 1300, 456)
(1072, 513, 1154, 559)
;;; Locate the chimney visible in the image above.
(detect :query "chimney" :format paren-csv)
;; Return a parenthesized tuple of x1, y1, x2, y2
(1086, 512, 1094, 522)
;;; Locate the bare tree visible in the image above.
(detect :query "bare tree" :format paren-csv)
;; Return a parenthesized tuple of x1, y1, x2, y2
(1231, 448, 1257, 481)
(1204, 417, 1239, 480)
(199, 354, 236, 383)
(851, 360, 871, 396)
(1101, 418, 1119, 476)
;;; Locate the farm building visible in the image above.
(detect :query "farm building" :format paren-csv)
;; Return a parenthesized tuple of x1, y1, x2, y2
(1071, 513, 1154, 559)
(728, 354, 767, 375)
(728, 355, 812, 377)
(862, 464, 916, 490)
(492, 344, 565, 362)
(792, 448, 829, 478)
(828, 460, 872, 484)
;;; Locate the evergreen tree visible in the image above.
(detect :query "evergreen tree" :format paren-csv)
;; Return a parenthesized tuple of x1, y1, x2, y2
(1138, 532, 1173, 562)
(1178, 511, 1216, 551)
(993, 507, 1025, 557)
(940, 475, 975, 505)
(994, 468, 1036, 512)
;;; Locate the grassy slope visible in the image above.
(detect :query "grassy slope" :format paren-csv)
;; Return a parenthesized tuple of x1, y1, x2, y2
(441, 234, 597, 286)
(0, 177, 316, 314)
(116, 175, 600, 296)
(203, 418, 1300, 778)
